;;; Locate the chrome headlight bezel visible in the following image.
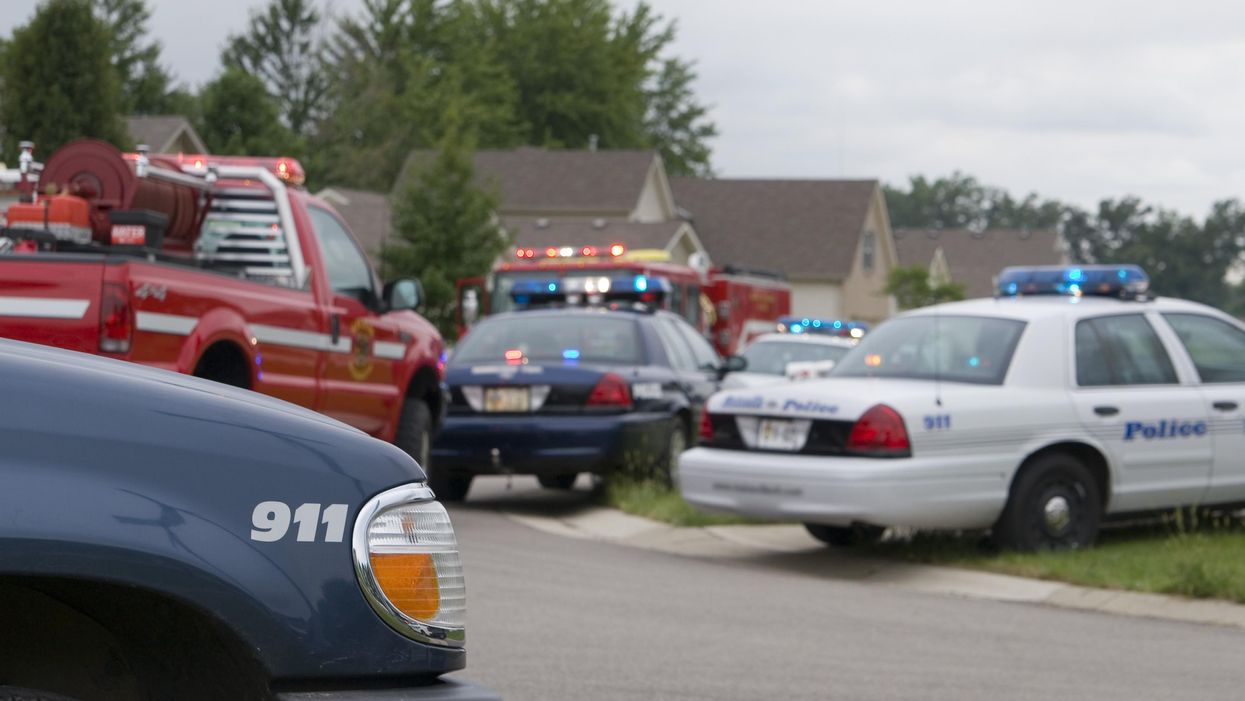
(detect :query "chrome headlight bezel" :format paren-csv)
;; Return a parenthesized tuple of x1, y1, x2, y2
(351, 483, 466, 648)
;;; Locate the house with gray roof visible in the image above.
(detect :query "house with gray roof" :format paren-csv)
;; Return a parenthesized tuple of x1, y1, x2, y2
(672, 178, 898, 324)
(893, 228, 1067, 298)
(394, 147, 709, 266)
(126, 115, 208, 154)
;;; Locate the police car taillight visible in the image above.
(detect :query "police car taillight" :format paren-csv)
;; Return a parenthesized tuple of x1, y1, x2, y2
(353, 485, 466, 647)
(99, 282, 132, 353)
(587, 373, 632, 408)
(698, 405, 714, 442)
(846, 404, 910, 457)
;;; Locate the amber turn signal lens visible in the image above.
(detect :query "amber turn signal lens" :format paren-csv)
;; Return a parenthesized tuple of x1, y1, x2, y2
(369, 552, 441, 621)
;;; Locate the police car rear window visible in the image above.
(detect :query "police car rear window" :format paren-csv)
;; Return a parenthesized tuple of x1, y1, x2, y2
(831, 315, 1025, 385)
(452, 315, 644, 365)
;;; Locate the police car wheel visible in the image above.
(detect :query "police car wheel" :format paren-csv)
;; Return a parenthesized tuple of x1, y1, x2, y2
(658, 419, 688, 488)
(0, 687, 83, 701)
(397, 399, 472, 502)
(538, 474, 578, 490)
(804, 523, 884, 547)
(995, 453, 1101, 551)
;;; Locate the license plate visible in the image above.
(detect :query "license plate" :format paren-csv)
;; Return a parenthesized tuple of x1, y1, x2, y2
(484, 387, 530, 412)
(757, 418, 809, 451)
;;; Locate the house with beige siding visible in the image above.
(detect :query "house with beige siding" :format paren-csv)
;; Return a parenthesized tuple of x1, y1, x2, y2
(671, 178, 898, 325)
(892, 228, 1067, 298)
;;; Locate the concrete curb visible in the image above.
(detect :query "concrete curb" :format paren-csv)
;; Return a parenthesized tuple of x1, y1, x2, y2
(503, 505, 1245, 631)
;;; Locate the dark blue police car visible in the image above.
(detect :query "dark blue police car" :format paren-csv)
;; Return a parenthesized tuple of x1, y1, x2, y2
(430, 281, 743, 500)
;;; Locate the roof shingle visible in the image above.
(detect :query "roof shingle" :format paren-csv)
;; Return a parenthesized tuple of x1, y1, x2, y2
(671, 178, 878, 280)
(893, 228, 1066, 297)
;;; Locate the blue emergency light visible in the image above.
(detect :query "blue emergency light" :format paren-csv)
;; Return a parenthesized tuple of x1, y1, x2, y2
(996, 265, 1149, 300)
(775, 316, 869, 339)
(508, 274, 671, 310)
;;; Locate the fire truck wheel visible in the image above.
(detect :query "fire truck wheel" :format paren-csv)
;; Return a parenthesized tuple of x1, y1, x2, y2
(397, 399, 471, 502)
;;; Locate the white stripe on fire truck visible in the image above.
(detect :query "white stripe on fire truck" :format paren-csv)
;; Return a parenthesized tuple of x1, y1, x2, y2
(135, 312, 199, 335)
(250, 324, 352, 354)
(0, 297, 91, 319)
(373, 341, 406, 360)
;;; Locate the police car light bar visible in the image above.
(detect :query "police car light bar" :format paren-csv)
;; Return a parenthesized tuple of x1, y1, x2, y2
(509, 274, 669, 309)
(996, 265, 1149, 300)
(515, 243, 626, 259)
(776, 316, 869, 339)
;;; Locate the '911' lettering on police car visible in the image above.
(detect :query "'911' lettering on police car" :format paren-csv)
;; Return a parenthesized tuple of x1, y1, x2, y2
(681, 264, 1245, 551)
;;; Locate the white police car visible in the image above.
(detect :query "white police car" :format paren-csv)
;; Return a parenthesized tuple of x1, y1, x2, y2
(721, 333, 857, 389)
(680, 265, 1245, 550)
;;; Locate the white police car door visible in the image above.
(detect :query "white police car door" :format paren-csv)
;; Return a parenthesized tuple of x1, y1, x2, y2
(1159, 312, 1245, 504)
(1069, 313, 1211, 512)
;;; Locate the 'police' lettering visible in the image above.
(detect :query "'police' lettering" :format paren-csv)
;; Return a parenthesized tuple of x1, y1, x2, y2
(1122, 419, 1208, 441)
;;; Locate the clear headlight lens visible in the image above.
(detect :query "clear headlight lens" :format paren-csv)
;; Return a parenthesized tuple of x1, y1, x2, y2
(353, 485, 466, 647)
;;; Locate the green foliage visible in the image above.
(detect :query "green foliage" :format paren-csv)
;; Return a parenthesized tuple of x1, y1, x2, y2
(314, 0, 715, 185)
(885, 173, 1245, 311)
(0, 0, 129, 158)
(196, 67, 298, 156)
(381, 110, 506, 337)
(92, 0, 176, 114)
(645, 57, 716, 176)
(223, 0, 329, 136)
(885, 265, 966, 310)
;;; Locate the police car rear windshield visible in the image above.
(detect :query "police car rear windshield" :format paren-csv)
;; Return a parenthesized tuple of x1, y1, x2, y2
(452, 315, 644, 365)
(831, 315, 1026, 385)
(741, 341, 851, 376)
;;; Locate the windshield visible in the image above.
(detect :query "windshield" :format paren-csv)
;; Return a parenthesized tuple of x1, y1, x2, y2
(452, 314, 644, 365)
(740, 341, 851, 375)
(831, 315, 1026, 385)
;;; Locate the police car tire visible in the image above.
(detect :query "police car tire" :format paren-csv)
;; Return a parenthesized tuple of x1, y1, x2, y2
(804, 523, 884, 547)
(659, 418, 688, 487)
(994, 453, 1101, 551)
(397, 399, 472, 502)
(0, 688, 83, 701)
(538, 474, 578, 490)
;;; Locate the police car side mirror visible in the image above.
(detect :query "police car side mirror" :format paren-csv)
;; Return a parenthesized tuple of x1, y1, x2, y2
(384, 278, 424, 313)
(718, 355, 747, 378)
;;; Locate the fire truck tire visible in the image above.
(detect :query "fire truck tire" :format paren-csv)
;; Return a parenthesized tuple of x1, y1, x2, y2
(396, 399, 471, 502)
(0, 688, 83, 701)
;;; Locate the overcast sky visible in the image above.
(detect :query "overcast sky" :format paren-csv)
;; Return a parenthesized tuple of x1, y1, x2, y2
(4, 0, 1244, 217)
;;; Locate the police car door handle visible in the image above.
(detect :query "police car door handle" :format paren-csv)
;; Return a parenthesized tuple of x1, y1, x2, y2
(1093, 405, 1119, 417)
(1213, 401, 1238, 412)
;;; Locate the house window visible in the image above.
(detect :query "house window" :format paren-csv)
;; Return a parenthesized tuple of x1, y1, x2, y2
(861, 231, 876, 273)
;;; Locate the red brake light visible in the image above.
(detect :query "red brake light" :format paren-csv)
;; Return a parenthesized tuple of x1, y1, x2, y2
(699, 404, 713, 442)
(609, 243, 625, 257)
(846, 404, 910, 456)
(586, 373, 632, 408)
(99, 282, 132, 353)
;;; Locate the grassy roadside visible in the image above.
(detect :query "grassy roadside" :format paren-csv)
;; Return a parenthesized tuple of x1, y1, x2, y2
(604, 479, 1245, 604)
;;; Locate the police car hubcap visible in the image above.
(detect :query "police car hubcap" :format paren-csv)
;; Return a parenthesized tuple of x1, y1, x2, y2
(1043, 496, 1072, 534)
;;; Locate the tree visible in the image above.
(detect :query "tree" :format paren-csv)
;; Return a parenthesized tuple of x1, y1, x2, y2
(223, 0, 330, 136)
(92, 0, 175, 114)
(196, 67, 297, 156)
(0, 0, 129, 158)
(381, 107, 506, 337)
(885, 265, 966, 310)
(645, 56, 716, 176)
(884, 172, 1062, 231)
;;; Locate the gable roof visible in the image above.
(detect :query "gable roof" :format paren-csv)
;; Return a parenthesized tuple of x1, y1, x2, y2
(126, 115, 208, 154)
(503, 217, 688, 254)
(398, 147, 658, 215)
(671, 178, 878, 279)
(893, 227, 1065, 297)
(316, 187, 392, 261)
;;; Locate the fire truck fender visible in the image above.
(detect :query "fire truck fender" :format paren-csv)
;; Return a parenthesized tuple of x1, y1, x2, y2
(176, 307, 254, 376)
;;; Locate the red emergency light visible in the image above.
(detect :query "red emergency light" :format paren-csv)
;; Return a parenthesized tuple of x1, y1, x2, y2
(514, 243, 627, 260)
(165, 154, 307, 186)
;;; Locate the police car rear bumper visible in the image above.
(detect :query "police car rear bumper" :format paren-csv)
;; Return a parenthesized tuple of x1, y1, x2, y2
(433, 411, 671, 475)
(678, 447, 1009, 530)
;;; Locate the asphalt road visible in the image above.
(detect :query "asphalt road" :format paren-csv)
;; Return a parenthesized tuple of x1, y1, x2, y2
(447, 476, 1245, 701)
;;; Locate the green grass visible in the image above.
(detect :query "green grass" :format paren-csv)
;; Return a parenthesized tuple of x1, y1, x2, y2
(863, 515, 1245, 604)
(604, 480, 1245, 603)
(602, 479, 772, 527)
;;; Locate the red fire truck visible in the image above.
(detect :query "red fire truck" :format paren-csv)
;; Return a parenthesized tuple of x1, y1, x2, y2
(0, 140, 447, 472)
(456, 244, 791, 356)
